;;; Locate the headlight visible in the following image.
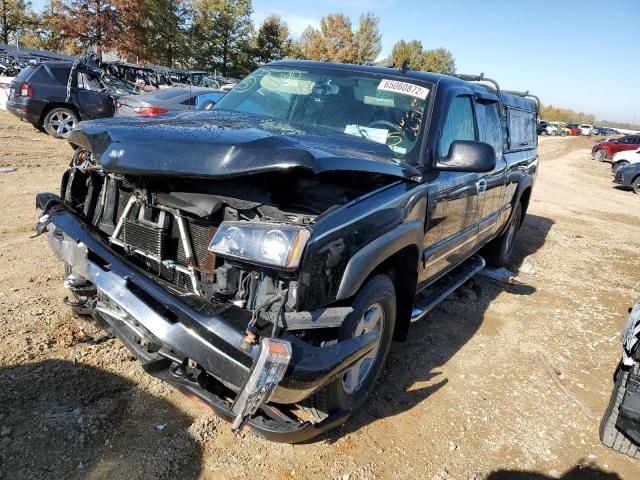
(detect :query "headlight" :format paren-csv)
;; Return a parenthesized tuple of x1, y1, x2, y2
(208, 221, 311, 269)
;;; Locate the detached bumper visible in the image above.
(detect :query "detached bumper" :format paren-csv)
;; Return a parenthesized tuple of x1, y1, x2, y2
(36, 192, 379, 442)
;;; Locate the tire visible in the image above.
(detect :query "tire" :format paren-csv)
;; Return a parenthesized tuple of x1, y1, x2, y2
(632, 176, 640, 195)
(483, 201, 523, 267)
(550, 129, 557, 136)
(43, 107, 79, 138)
(599, 367, 640, 459)
(613, 161, 629, 173)
(595, 149, 607, 161)
(302, 274, 396, 420)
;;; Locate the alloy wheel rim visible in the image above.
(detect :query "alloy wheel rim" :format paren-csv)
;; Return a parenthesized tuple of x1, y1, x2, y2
(50, 111, 76, 136)
(342, 303, 384, 395)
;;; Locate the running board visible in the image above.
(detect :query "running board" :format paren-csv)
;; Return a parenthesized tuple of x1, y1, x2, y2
(411, 255, 486, 322)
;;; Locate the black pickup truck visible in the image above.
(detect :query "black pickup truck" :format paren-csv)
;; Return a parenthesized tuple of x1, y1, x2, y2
(35, 60, 539, 442)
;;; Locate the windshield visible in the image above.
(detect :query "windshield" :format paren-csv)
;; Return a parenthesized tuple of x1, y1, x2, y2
(214, 65, 432, 161)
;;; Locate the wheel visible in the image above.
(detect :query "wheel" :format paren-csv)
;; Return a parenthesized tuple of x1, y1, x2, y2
(599, 366, 640, 459)
(302, 274, 396, 419)
(595, 149, 607, 161)
(632, 176, 640, 194)
(483, 201, 523, 267)
(43, 107, 78, 138)
(550, 129, 557, 136)
(613, 161, 629, 173)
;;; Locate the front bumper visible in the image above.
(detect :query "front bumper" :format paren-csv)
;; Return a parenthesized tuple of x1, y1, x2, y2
(36, 193, 379, 442)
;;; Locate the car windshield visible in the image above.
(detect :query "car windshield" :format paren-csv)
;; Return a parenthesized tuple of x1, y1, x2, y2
(214, 65, 433, 161)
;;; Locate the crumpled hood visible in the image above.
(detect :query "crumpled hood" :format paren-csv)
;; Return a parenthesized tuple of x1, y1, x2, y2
(68, 110, 420, 180)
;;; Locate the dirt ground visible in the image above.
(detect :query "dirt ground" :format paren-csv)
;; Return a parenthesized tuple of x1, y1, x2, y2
(1, 110, 639, 480)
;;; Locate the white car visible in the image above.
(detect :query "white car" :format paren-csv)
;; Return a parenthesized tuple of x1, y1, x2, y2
(611, 147, 640, 173)
(579, 124, 594, 136)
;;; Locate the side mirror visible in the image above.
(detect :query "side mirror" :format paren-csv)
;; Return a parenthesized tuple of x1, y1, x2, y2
(436, 140, 497, 173)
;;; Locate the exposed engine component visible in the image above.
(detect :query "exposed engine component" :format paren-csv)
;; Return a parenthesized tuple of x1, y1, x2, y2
(60, 166, 388, 337)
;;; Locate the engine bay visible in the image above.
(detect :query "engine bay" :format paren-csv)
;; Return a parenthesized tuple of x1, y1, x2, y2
(61, 156, 389, 337)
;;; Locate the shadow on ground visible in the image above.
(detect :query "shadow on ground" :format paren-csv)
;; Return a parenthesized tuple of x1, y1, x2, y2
(0, 359, 202, 480)
(488, 464, 621, 479)
(325, 213, 554, 439)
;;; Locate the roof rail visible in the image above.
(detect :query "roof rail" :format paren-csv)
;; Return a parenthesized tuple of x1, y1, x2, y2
(503, 90, 541, 113)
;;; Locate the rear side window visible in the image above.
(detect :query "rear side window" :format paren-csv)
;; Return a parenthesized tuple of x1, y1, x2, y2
(439, 95, 476, 157)
(476, 101, 502, 156)
(507, 108, 536, 150)
(48, 66, 72, 85)
(14, 66, 36, 83)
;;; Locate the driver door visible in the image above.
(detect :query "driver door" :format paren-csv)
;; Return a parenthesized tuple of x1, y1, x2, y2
(420, 93, 482, 285)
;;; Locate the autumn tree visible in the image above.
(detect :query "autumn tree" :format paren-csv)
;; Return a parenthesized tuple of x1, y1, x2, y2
(352, 12, 381, 64)
(0, 0, 36, 44)
(253, 14, 291, 64)
(295, 12, 382, 64)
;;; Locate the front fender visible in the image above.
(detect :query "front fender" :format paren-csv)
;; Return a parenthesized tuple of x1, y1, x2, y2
(335, 220, 423, 300)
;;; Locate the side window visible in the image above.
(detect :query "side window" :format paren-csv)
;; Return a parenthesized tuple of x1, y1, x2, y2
(507, 108, 536, 150)
(619, 137, 632, 144)
(49, 67, 71, 85)
(439, 95, 476, 157)
(475, 101, 502, 156)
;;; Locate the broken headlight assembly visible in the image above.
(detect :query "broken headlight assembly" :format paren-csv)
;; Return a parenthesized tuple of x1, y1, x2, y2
(208, 221, 310, 270)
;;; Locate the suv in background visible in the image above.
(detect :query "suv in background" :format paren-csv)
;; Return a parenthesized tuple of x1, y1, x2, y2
(592, 135, 640, 161)
(538, 120, 560, 136)
(6, 62, 115, 138)
(579, 124, 594, 136)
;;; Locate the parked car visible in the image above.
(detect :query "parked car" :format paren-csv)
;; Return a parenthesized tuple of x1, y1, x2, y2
(565, 124, 581, 136)
(557, 124, 571, 136)
(538, 120, 560, 135)
(610, 147, 640, 173)
(597, 126, 618, 136)
(592, 135, 640, 161)
(34, 60, 538, 442)
(579, 124, 594, 136)
(6, 62, 115, 138)
(600, 298, 640, 459)
(613, 162, 640, 194)
(116, 86, 226, 117)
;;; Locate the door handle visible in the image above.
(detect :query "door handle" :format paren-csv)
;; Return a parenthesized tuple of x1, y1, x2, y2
(476, 179, 487, 194)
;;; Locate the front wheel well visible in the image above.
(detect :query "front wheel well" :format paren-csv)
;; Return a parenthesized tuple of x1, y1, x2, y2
(39, 103, 80, 126)
(365, 245, 420, 342)
(517, 186, 532, 225)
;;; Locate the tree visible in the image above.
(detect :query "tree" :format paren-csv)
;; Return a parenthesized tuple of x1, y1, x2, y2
(0, 0, 36, 44)
(41, 0, 148, 58)
(390, 39, 424, 69)
(352, 12, 381, 64)
(190, 0, 254, 77)
(421, 47, 455, 74)
(145, 0, 191, 66)
(254, 14, 291, 64)
(389, 39, 456, 74)
(296, 24, 322, 60)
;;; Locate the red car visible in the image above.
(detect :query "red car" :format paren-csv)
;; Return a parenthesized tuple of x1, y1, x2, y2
(592, 135, 640, 162)
(565, 124, 581, 136)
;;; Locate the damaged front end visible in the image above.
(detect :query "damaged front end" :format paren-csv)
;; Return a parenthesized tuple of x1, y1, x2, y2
(35, 145, 392, 441)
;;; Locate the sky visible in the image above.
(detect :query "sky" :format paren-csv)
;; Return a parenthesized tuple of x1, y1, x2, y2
(31, 0, 640, 123)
